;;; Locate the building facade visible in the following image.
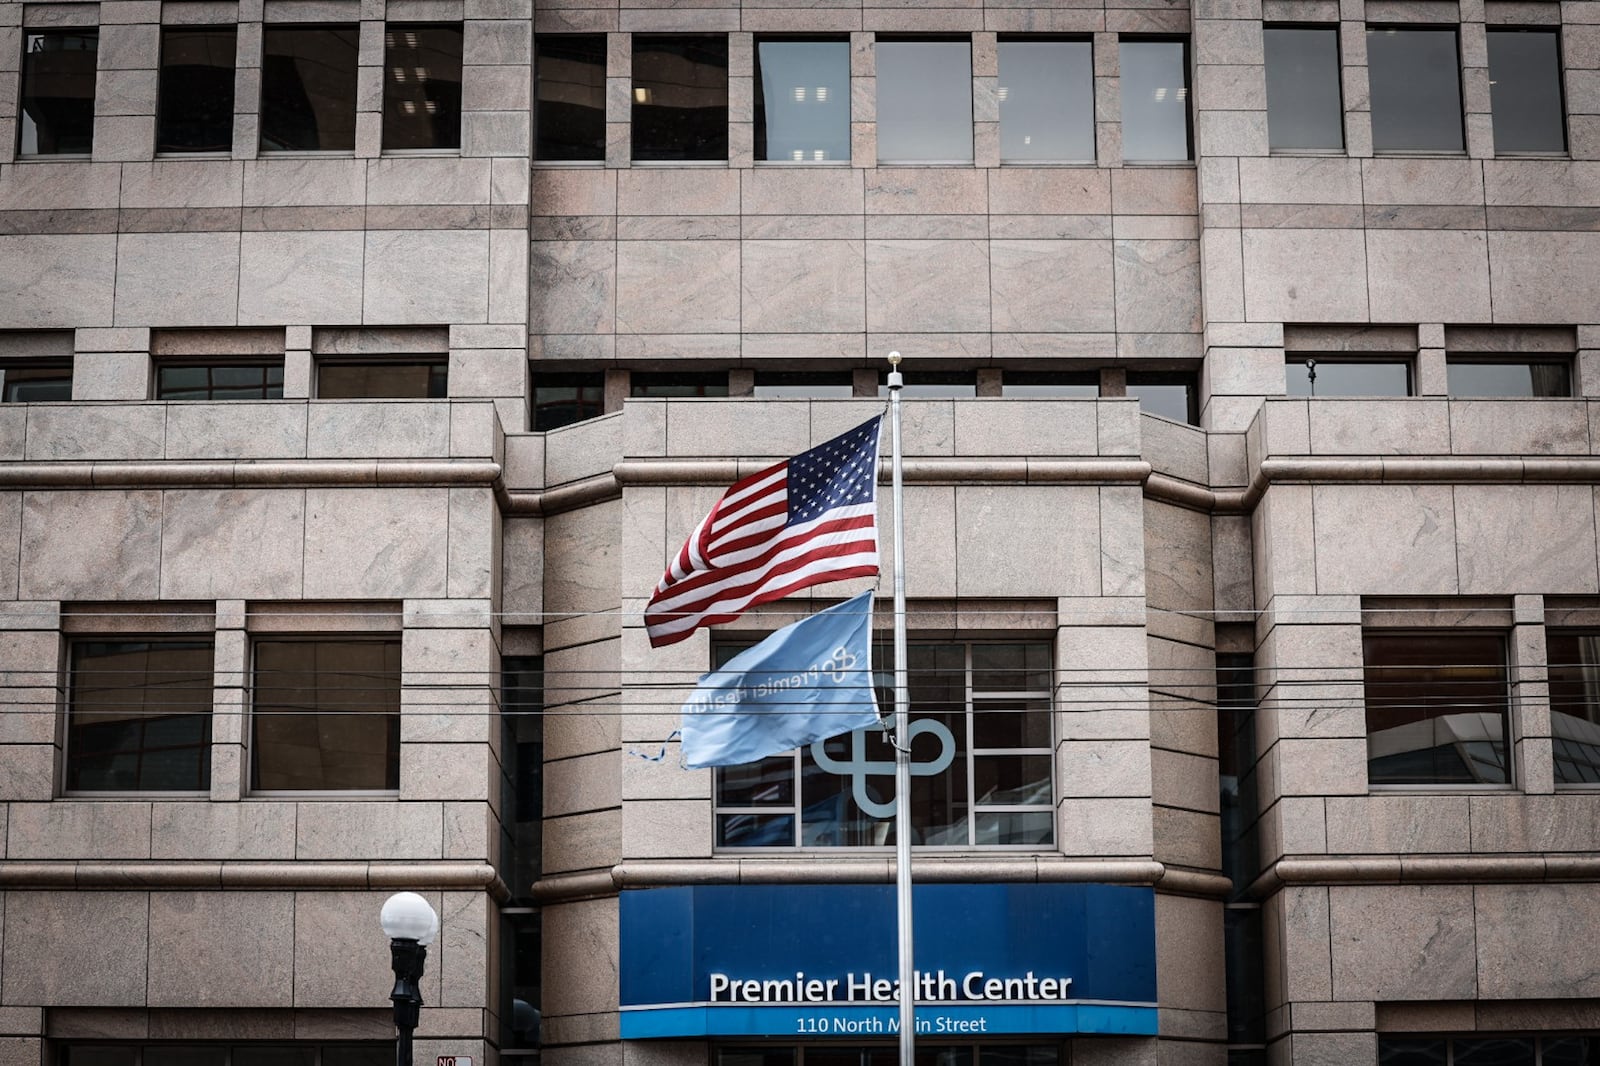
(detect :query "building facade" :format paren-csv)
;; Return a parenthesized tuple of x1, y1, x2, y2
(4, 0, 1600, 1063)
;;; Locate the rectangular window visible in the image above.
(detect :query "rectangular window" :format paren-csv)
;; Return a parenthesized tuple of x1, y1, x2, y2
(252, 639, 401, 791)
(1380, 1035, 1573, 1065)
(158, 27, 237, 153)
(61, 1045, 391, 1066)
(1119, 38, 1191, 162)
(261, 25, 359, 151)
(2, 361, 73, 401)
(1488, 28, 1565, 155)
(534, 371, 606, 429)
(755, 38, 850, 163)
(383, 24, 463, 151)
(1367, 26, 1463, 153)
(67, 640, 215, 793)
(1446, 358, 1570, 398)
(632, 35, 729, 162)
(1284, 357, 1412, 397)
(156, 361, 285, 400)
(19, 30, 98, 155)
(1363, 631, 1510, 786)
(998, 37, 1095, 163)
(876, 38, 974, 164)
(1542, 632, 1600, 785)
(631, 371, 728, 397)
(317, 360, 447, 398)
(875, 370, 978, 399)
(1264, 25, 1343, 152)
(715, 641, 1053, 849)
(1127, 371, 1198, 424)
(535, 34, 606, 161)
(752, 371, 854, 398)
(1001, 370, 1098, 398)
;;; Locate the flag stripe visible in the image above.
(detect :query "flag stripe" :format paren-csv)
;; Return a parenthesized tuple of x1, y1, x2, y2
(647, 508, 876, 611)
(645, 416, 882, 648)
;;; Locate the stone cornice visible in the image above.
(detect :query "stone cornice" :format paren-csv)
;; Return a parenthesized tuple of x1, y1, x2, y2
(531, 858, 1233, 903)
(0, 860, 511, 900)
(0, 460, 502, 489)
(1246, 854, 1600, 898)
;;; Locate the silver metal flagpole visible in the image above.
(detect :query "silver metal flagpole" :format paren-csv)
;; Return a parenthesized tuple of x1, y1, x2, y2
(886, 351, 915, 1066)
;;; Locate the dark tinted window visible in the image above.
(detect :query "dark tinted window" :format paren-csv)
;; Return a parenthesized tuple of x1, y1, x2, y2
(1127, 372, 1197, 423)
(631, 372, 728, 397)
(318, 360, 447, 398)
(632, 35, 729, 161)
(1452, 1039, 1535, 1066)
(157, 362, 284, 400)
(2, 362, 73, 402)
(1363, 632, 1509, 785)
(158, 27, 237, 152)
(1541, 632, 1600, 786)
(383, 24, 463, 150)
(1488, 29, 1565, 154)
(876, 39, 973, 163)
(755, 38, 850, 163)
(1378, 1039, 1447, 1066)
(261, 25, 359, 151)
(253, 639, 401, 791)
(1446, 359, 1570, 398)
(68, 640, 215, 792)
(1265, 26, 1342, 151)
(1367, 27, 1463, 153)
(535, 371, 605, 429)
(535, 34, 606, 161)
(1119, 38, 1190, 161)
(1542, 1036, 1600, 1066)
(877, 370, 977, 398)
(1002, 371, 1098, 398)
(19, 30, 98, 155)
(1285, 358, 1411, 397)
(752, 371, 853, 398)
(998, 38, 1095, 162)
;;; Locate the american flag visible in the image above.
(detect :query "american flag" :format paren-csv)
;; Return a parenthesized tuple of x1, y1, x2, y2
(645, 416, 883, 648)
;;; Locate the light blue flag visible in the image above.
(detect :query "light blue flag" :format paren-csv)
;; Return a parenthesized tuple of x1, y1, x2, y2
(680, 590, 880, 770)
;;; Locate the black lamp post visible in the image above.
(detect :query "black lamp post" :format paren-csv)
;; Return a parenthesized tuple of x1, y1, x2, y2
(381, 892, 440, 1066)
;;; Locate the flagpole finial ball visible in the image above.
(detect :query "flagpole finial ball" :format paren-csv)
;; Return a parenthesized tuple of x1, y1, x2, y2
(887, 350, 901, 367)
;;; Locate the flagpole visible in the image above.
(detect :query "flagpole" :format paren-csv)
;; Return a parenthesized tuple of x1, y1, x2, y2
(886, 351, 915, 1066)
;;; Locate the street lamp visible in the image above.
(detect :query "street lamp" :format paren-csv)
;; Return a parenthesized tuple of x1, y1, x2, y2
(381, 892, 440, 1066)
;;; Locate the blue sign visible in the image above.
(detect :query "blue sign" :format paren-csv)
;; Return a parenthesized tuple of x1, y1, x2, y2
(619, 883, 1156, 1040)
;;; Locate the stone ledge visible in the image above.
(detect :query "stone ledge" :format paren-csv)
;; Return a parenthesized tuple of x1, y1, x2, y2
(0, 860, 510, 899)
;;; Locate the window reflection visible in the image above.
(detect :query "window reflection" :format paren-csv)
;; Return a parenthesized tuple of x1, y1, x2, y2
(714, 641, 1053, 849)
(536, 35, 606, 161)
(19, 30, 98, 155)
(1119, 38, 1191, 162)
(756, 39, 850, 162)
(1488, 28, 1566, 154)
(1367, 27, 1463, 153)
(382, 23, 463, 150)
(1446, 360, 1570, 398)
(633, 35, 729, 161)
(534, 371, 606, 429)
(1363, 632, 1510, 786)
(159, 27, 237, 153)
(261, 25, 359, 151)
(998, 38, 1095, 163)
(876, 39, 974, 163)
(753, 371, 854, 398)
(1284, 358, 1411, 398)
(1265, 26, 1343, 152)
(1126, 372, 1198, 424)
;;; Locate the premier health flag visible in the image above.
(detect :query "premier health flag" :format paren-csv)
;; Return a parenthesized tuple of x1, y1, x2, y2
(680, 590, 880, 769)
(645, 416, 883, 649)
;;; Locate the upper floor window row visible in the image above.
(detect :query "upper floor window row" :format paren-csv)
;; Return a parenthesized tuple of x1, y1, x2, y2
(18, 22, 463, 158)
(534, 33, 1193, 165)
(1266, 24, 1567, 156)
